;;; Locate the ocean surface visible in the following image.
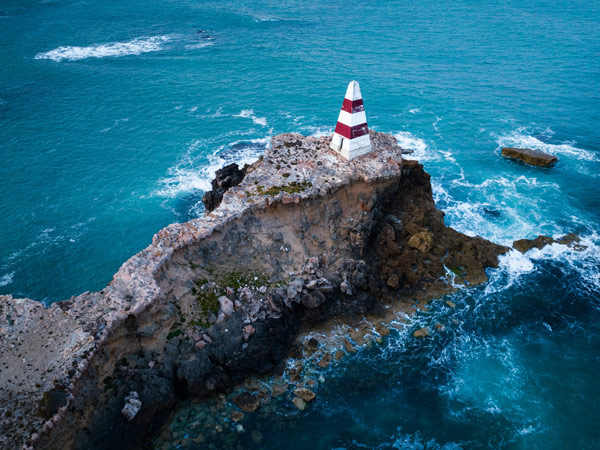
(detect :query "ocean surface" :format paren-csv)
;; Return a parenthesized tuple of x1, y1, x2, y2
(1, 0, 599, 448)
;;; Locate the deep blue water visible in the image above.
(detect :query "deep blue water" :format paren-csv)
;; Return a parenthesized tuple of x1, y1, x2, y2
(1, 0, 599, 448)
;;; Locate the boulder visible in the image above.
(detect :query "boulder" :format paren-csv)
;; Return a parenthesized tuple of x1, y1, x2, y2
(413, 327, 431, 338)
(501, 147, 557, 167)
(293, 387, 316, 402)
(317, 353, 332, 368)
(217, 296, 234, 316)
(408, 231, 434, 253)
(233, 392, 260, 413)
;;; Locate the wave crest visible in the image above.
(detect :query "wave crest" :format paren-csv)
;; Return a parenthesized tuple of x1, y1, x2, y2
(497, 128, 598, 162)
(34, 35, 174, 62)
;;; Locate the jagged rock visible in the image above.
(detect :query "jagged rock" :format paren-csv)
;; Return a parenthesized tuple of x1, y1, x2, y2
(233, 392, 260, 413)
(513, 233, 585, 253)
(408, 231, 434, 253)
(334, 350, 344, 361)
(293, 387, 316, 402)
(121, 392, 142, 421)
(414, 327, 431, 338)
(501, 147, 558, 167)
(202, 163, 247, 212)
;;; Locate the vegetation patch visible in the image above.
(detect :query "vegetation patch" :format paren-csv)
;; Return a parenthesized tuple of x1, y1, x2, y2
(256, 180, 312, 196)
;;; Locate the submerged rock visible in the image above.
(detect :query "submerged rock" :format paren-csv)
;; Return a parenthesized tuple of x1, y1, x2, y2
(317, 353, 332, 368)
(501, 147, 558, 167)
(230, 411, 244, 423)
(414, 327, 431, 338)
(233, 392, 260, 413)
(293, 387, 316, 403)
(292, 397, 307, 411)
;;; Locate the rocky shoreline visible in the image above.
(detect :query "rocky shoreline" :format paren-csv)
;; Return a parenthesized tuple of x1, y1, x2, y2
(1, 131, 512, 449)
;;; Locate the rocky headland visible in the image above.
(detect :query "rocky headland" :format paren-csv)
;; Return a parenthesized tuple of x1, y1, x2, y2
(1, 131, 513, 449)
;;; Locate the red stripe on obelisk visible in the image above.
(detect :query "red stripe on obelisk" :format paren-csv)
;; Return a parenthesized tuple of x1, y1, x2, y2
(341, 98, 364, 113)
(334, 122, 369, 139)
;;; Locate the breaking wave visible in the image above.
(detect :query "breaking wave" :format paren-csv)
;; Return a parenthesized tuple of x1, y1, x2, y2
(394, 131, 430, 160)
(497, 128, 598, 162)
(154, 136, 269, 200)
(34, 35, 174, 62)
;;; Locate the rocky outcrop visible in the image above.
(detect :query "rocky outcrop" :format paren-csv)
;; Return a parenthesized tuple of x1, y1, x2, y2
(513, 233, 584, 253)
(501, 147, 558, 167)
(202, 163, 247, 212)
(0, 131, 509, 450)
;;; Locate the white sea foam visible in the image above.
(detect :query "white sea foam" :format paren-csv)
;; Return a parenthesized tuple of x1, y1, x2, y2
(497, 128, 598, 162)
(234, 109, 268, 127)
(394, 131, 430, 160)
(34, 35, 174, 62)
(409, 108, 421, 114)
(498, 250, 535, 277)
(154, 136, 269, 200)
(0, 272, 14, 287)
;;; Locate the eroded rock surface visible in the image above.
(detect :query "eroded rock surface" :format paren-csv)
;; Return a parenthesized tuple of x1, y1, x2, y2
(1, 131, 510, 450)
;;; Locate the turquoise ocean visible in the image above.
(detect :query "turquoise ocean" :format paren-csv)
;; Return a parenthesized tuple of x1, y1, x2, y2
(1, 0, 599, 448)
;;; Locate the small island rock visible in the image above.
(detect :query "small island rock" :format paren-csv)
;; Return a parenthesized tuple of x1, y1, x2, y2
(501, 147, 557, 167)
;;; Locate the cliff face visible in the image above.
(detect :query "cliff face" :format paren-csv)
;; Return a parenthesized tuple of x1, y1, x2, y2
(0, 132, 507, 450)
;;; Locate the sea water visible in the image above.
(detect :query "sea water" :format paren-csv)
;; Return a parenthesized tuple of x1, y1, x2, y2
(1, 0, 599, 448)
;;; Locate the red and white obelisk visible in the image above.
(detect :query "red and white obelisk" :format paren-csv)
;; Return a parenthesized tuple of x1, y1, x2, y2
(330, 80, 372, 160)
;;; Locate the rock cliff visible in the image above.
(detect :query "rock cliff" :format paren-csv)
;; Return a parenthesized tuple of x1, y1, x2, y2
(0, 131, 508, 450)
